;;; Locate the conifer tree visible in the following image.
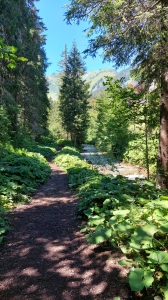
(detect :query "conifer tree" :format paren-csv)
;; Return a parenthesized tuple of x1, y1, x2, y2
(59, 42, 90, 146)
(0, 0, 50, 141)
(65, 0, 168, 188)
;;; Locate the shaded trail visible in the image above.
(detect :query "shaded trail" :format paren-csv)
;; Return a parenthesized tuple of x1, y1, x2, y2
(0, 161, 131, 300)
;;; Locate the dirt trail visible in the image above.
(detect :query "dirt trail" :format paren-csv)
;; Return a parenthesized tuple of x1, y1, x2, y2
(0, 161, 131, 300)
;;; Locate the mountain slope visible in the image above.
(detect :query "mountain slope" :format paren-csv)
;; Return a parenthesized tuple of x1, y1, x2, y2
(47, 67, 133, 101)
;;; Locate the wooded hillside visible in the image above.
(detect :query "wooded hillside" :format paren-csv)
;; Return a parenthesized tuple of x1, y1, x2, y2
(47, 67, 133, 101)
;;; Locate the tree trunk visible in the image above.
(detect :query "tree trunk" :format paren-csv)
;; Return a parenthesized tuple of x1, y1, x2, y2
(74, 131, 77, 147)
(145, 118, 150, 180)
(156, 69, 168, 189)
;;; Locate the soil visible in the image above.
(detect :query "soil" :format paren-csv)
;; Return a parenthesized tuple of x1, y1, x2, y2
(0, 159, 132, 300)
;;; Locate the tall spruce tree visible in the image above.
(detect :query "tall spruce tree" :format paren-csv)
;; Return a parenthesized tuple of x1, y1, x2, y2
(0, 0, 50, 141)
(59, 42, 90, 146)
(65, 0, 168, 188)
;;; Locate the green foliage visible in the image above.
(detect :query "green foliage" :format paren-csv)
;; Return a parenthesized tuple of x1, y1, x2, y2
(0, 105, 11, 143)
(54, 146, 89, 171)
(12, 132, 57, 158)
(0, 207, 10, 244)
(48, 98, 66, 139)
(88, 77, 159, 179)
(65, 0, 167, 87)
(0, 144, 51, 208)
(0, 141, 52, 243)
(27, 144, 56, 158)
(95, 77, 140, 158)
(59, 42, 90, 146)
(0, 37, 27, 68)
(126, 90, 160, 178)
(56, 139, 73, 147)
(86, 97, 98, 144)
(37, 135, 57, 148)
(55, 146, 168, 299)
(0, 0, 50, 143)
(123, 135, 158, 175)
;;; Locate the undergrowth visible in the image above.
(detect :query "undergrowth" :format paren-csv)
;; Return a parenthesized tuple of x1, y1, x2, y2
(123, 136, 158, 176)
(0, 138, 55, 243)
(54, 146, 168, 300)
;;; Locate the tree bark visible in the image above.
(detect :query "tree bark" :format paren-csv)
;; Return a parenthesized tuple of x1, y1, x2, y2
(156, 69, 168, 188)
(74, 131, 77, 147)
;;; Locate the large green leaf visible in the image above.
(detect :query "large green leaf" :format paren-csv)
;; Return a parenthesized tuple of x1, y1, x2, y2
(86, 228, 112, 244)
(130, 224, 158, 250)
(160, 264, 168, 272)
(88, 215, 105, 225)
(108, 216, 118, 225)
(129, 268, 144, 291)
(147, 251, 168, 264)
(147, 200, 168, 209)
(129, 268, 154, 291)
(160, 223, 168, 233)
(7, 62, 17, 69)
(113, 209, 130, 216)
(143, 270, 154, 288)
(160, 195, 168, 201)
(114, 221, 132, 233)
(164, 284, 168, 300)
(118, 259, 133, 266)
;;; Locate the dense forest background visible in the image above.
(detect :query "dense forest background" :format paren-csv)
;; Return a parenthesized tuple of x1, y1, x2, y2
(0, 0, 50, 147)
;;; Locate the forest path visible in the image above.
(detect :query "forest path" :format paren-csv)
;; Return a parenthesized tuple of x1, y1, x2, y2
(0, 160, 131, 300)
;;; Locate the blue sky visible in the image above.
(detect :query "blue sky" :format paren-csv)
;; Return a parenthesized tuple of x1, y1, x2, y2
(35, 0, 114, 75)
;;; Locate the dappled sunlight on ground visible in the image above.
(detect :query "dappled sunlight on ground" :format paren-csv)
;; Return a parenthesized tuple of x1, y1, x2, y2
(0, 162, 131, 300)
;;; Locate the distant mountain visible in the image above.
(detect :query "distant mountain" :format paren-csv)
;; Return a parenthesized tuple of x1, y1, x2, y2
(47, 67, 134, 101)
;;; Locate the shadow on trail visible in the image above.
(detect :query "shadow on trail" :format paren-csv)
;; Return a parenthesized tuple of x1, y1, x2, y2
(0, 165, 131, 300)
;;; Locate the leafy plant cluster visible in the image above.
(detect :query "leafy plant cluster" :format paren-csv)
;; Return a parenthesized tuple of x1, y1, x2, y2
(56, 139, 73, 148)
(54, 146, 91, 173)
(123, 135, 158, 176)
(0, 36, 27, 68)
(0, 143, 51, 242)
(54, 146, 168, 299)
(0, 145, 51, 208)
(11, 133, 57, 158)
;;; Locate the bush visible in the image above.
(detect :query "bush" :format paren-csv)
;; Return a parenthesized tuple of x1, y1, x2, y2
(56, 139, 73, 147)
(0, 144, 51, 208)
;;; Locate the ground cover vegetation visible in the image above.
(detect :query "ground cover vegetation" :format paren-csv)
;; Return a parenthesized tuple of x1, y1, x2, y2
(54, 146, 168, 299)
(65, 0, 168, 189)
(0, 149, 50, 244)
